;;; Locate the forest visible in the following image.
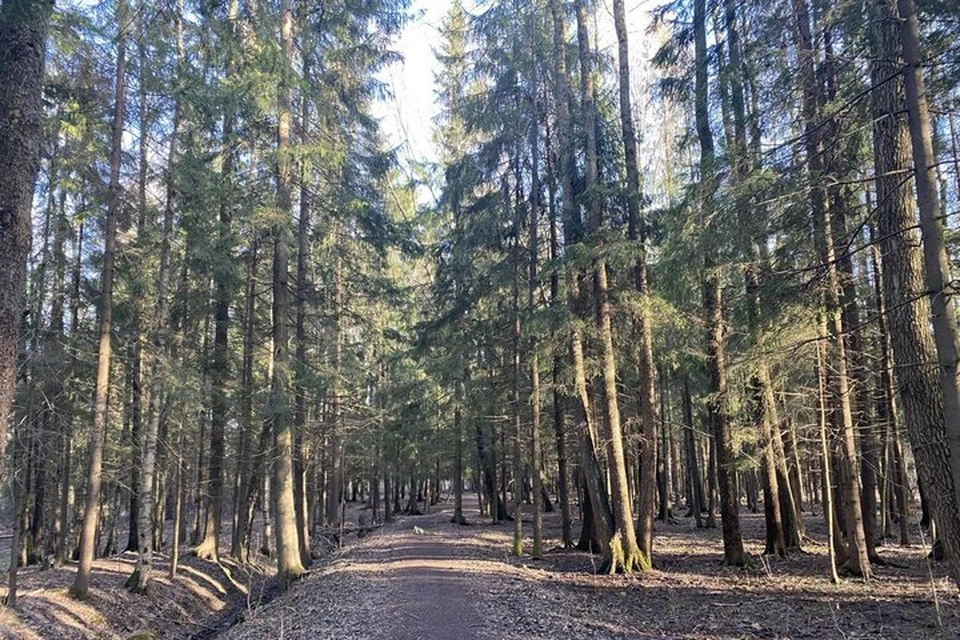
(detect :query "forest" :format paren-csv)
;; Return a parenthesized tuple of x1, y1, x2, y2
(1, 0, 960, 637)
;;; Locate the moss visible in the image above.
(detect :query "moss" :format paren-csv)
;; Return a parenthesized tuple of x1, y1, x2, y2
(601, 532, 651, 574)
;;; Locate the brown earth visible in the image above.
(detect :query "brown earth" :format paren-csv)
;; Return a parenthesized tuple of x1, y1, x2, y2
(0, 529, 275, 640)
(222, 497, 960, 640)
(1, 497, 957, 639)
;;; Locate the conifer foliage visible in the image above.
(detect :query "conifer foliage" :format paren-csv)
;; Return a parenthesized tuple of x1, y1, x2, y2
(2, 0, 960, 614)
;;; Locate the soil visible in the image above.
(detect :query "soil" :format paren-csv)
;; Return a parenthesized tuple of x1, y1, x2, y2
(221, 497, 960, 640)
(1, 497, 957, 639)
(0, 532, 275, 640)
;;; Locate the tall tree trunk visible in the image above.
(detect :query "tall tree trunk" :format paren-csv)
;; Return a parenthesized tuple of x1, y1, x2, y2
(0, 0, 53, 495)
(71, 7, 127, 598)
(272, 0, 305, 589)
(325, 249, 344, 528)
(722, 0, 800, 553)
(547, 0, 611, 549)
(611, 0, 658, 567)
(682, 377, 705, 528)
(294, 58, 313, 567)
(866, 0, 960, 582)
(868, 226, 910, 546)
(575, 0, 646, 574)
(511, 167, 524, 557)
(898, 0, 960, 544)
(791, 0, 871, 579)
(125, 5, 152, 554)
(821, 22, 880, 561)
(544, 126, 572, 547)
(233, 240, 260, 560)
(196, 0, 240, 563)
(59, 219, 84, 567)
(817, 341, 841, 583)
(694, 0, 744, 567)
(527, 4, 543, 558)
(127, 0, 184, 592)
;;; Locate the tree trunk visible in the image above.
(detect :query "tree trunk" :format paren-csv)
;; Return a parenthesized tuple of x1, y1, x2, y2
(0, 0, 53, 494)
(611, 0, 658, 567)
(682, 377, 705, 528)
(791, 0, 871, 579)
(817, 342, 841, 584)
(71, 7, 127, 598)
(127, 0, 184, 592)
(869, 0, 960, 582)
(294, 54, 313, 567)
(511, 168, 524, 557)
(272, 0, 305, 589)
(869, 227, 910, 546)
(575, 0, 646, 573)
(695, 0, 744, 567)
(527, 0, 543, 559)
(233, 241, 261, 561)
(547, 0, 578, 552)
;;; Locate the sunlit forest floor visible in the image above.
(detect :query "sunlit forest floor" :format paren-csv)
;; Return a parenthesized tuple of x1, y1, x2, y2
(227, 497, 958, 640)
(1, 498, 958, 639)
(0, 527, 275, 639)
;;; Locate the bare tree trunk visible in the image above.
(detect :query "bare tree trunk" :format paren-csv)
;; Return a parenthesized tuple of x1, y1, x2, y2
(898, 0, 960, 542)
(866, 0, 960, 582)
(294, 54, 313, 568)
(791, 0, 871, 579)
(695, 0, 743, 567)
(0, 0, 53, 495)
(817, 342, 841, 584)
(682, 377, 704, 528)
(71, 7, 127, 598)
(233, 240, 260, 560)
(575, 0, 646, 573)
(545, 142, 572, 545)
(325, 251, 344, 528)
(128, 0, 184, 592)
(611, 0, 658, 567)
(868, 227, 910, 546)
(272, 0, 305, 589)
(511, 168, 524, 557)
(526, 3, 543, 557)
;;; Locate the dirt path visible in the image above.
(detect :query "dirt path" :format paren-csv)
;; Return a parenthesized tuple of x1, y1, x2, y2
(225, 502, 499, 640)
(223, 498, 959, 640)
(366, 526, 487, 639)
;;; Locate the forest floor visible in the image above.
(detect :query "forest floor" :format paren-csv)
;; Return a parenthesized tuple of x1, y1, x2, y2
(1, 498, 958, 639)
(224, 497, 959, 640)
(0, 525, 278, 640)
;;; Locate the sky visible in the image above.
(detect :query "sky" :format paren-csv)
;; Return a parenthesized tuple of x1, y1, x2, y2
(374, 0, 453, 172)
(373, 0, 661, 201)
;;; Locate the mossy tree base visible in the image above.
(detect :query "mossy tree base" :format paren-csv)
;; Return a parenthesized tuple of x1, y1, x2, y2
(599, 532, 651, 574)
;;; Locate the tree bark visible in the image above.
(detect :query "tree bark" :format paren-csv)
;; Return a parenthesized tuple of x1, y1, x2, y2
(575, 0, 646, 573)
(868, 0, 960, 582)
(0, 0, 53, 494)
(527, 2, 543, 558)
(127, 0, 184, 592)
(791, 0, 871, 579)
(71, 6, 127, 598)
(272, 0, 305, 589)
(695, 0, 744, 567)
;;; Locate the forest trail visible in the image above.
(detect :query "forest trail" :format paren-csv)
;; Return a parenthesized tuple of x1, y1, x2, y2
(225, 500, 504, 640)
(222, 499, 960, 640)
